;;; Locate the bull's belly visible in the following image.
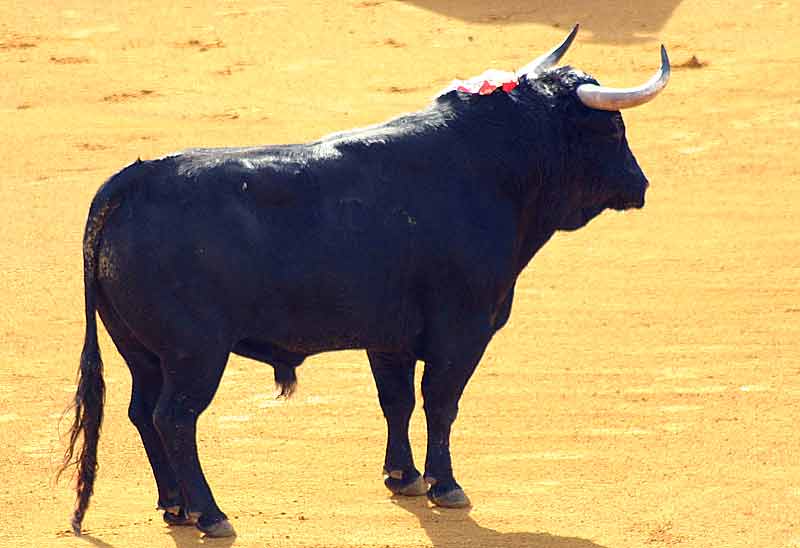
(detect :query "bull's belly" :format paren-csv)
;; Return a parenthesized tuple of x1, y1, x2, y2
(246, 292, 424, 355)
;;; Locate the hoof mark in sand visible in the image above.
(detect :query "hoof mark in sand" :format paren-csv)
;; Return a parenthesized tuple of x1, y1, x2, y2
(76, 143, 109, 151)
(384, 86, 421, 94)
(50, 55, 90, 64)
(644, 521, 688, 545)
(382, 38, 406, 48)
(675, 55, 708, 69)
(203, 111, 240, 121)
(175, 39, 225, 52)
(103, 89, 156, 102)
(0, 38, 37, 50)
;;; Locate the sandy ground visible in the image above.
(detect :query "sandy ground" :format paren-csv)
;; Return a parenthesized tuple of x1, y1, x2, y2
(1, 1, 799, 547)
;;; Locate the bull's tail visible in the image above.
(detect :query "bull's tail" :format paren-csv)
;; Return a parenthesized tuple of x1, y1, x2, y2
(59, 249, 105, 535)
(274, 364, 298, 398)
(58, 176, 125, 534)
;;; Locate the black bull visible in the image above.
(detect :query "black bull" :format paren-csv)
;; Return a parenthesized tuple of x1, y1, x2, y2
(61, 45, 668, 537)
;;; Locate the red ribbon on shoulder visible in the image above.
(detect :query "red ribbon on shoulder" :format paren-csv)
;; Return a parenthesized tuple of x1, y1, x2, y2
(453, 70, 519, 95)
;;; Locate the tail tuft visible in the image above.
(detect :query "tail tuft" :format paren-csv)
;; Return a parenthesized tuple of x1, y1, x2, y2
(274, 364, 297, 398)
(59, 312, 105, 535)
(71, 515, 83, 536)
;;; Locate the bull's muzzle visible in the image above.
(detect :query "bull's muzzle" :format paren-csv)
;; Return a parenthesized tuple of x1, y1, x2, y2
(611, 178, 648, 210)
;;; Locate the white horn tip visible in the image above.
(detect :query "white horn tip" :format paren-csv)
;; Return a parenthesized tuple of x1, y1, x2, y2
(517, 23, 580, 77)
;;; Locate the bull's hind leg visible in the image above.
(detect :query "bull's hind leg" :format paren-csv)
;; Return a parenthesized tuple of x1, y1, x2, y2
(421, 324, 491, 508)
(153, 349, 235, 538)
(367, 351, 426, 496)
(129, 359, 195, 526)
(96, 297, 190, 525)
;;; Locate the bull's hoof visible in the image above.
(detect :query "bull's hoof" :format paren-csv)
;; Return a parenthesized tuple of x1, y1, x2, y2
(163, 508, 195, 526)
(197, 518, 236, 538)
(384, 470, 428, 496)
(427, 486, 471, 508)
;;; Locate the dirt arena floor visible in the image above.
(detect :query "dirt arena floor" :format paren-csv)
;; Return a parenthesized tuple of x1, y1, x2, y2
(1, 1, 798, 547)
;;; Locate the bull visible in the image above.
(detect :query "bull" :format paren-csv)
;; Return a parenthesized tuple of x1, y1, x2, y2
(61, 26, 670, 538)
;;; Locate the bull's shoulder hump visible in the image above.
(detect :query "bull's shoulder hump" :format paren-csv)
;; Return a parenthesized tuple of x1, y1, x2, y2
(311, 105, 452, 153)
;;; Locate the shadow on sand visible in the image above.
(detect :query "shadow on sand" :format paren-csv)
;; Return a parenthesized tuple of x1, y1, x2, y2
(74, 533, 116, 548)
(401, 0, 683, 43)
(74, 525, 235, 548)
(74, 504, 604, 548)
(392, 497, 608, 548)
(165, 526, 236, 548)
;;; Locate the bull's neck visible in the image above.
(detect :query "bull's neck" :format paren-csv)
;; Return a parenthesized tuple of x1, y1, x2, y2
(506, 122, 561, 276)
(426, 96, 562, 276)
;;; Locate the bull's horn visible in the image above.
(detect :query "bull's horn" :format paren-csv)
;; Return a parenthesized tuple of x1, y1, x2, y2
(517, 24, 579, 77)
(576, 45, 671, 111)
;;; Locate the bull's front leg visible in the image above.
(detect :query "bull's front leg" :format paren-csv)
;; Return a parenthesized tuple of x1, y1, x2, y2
(367, 351, 427, 496)
(421, 328, 489, 508)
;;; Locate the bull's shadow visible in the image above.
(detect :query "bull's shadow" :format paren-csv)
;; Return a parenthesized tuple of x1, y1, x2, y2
(392, 497, 608, 548)
(401, 0, 683, 43)
(166, 526, 236, 548)
(74, 534, 116, 548)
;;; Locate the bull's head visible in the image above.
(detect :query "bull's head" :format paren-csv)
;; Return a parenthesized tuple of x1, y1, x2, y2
(511, 25, 670, 232)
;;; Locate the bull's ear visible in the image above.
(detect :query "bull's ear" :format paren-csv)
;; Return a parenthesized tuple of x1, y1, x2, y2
(516, 24, 579, 78)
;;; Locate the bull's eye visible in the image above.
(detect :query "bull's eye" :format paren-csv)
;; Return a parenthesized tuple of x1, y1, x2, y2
(580, 110, 624, 140)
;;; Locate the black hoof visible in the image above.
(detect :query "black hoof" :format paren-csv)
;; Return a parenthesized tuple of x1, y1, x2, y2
(163, 508, 195, 526)
(384, 469, 428, 496)
(426, 480, 471, 508)
(197, 518, 236, 538)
